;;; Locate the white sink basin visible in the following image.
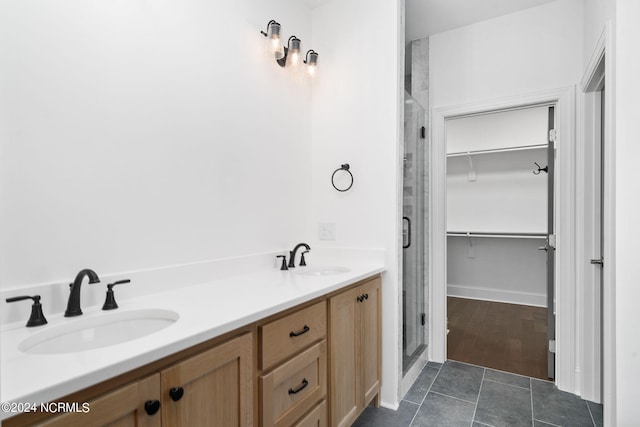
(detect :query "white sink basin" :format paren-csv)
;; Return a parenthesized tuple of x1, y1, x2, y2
(19, 309, 179, 355)
(294, 266, 351, 276)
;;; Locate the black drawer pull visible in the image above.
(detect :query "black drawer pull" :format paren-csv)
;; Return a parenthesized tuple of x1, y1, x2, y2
(288, 378, 309, 395)
(364, 293, 369, 300)
(169, 386, 184, 401)
(144, 400, 161, 415)
(289, 325, 310, 337)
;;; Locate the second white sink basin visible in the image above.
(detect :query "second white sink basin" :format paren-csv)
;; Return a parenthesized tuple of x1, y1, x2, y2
(19, 309, 179, 355)
(294, 266, 351, 276)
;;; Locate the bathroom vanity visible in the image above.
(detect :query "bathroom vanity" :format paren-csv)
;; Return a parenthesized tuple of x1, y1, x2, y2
(1, 261, 383, 427)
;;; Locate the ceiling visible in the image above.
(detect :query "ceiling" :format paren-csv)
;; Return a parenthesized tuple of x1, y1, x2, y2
(301, 0, 558, 41)
(406, 0, 557, 42)
(300, 0, 334, 8)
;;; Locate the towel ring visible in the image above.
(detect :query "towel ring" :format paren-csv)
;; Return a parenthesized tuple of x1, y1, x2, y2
(331, 164, 353, 192)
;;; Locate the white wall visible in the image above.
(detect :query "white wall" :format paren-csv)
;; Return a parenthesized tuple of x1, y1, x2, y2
(430, 0, 583, 108)
(447, 237, 547, 306)
(583, 0, 614, 66)
(445, 107, 548, 307)
(0, 0, 405, 408)
(447, 150, 548, 233)
(0, 0, 313, 289)
(614, 1, 640, 424)
(429, 0, 584, 391)
(310, 0, 401, 408)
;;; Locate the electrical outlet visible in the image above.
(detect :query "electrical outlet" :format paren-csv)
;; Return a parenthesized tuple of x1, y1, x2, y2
(318, 222, 336, 241)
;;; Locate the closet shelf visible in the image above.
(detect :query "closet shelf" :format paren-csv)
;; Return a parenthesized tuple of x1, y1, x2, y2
(447, 231, 547, 239)
(446, 144, 547, 158)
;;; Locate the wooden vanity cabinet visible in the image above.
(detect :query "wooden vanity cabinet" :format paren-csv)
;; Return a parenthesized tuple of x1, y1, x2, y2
(328, 276, 381, 427)
(161, 333, 253, 426)
(9, 332, 253, 427)
(38, 374, 161, 427)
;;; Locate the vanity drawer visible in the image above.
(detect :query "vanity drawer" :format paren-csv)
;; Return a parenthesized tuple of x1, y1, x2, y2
(293, 400, 327, 427)
(260, 301, 326, 370)
(261, 341, 327, 427)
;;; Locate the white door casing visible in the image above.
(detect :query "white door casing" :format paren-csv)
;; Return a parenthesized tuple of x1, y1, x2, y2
(429, 86, 577, 393)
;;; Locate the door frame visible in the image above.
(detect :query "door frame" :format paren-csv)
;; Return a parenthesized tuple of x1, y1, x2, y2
(579, 21, 615, 422)
(429, 86, 577, 392)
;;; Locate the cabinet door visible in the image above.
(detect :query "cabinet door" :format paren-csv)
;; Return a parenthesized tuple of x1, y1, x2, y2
(328, 287, 359, 427)
(39, 374, 161, 427)
(359, 278, 381, 408)
(293, 401, 327, 427)
(161, 333, 253, 427)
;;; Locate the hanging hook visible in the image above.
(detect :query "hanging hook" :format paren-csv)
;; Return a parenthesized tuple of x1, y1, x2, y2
(533, 162, 548, 175)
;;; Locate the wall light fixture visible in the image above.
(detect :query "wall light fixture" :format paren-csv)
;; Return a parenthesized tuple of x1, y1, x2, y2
(304, 50, 319, 76)
(261, 20, 284, 60)
(260, 19, 319, 76)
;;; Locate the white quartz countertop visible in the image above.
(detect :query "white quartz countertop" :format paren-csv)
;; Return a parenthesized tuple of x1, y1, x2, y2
(0, 261, 384, 419)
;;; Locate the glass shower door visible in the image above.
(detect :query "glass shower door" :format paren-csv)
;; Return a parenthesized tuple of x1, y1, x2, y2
(402, 91, 428, 375)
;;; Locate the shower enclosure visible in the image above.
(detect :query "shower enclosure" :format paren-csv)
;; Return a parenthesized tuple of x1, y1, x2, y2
(402, 91, 428, 377)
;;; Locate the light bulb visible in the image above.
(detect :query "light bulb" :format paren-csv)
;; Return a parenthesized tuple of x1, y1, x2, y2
(289, 50, 301, 66)
(287, 37, 302, 73)
(304, 50, 319, 77)
(307, 63, 317, 76)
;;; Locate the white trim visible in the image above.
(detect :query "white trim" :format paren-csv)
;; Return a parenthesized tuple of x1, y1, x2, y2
(430, 87, 577, 393)
(379, 401, 400, 411)
(400, 356, 427, 398)
(394, 0, 406, 408)
(579, 21, 616, 425)
(580, 28, 607, 92)
(447, 285, 546, 308)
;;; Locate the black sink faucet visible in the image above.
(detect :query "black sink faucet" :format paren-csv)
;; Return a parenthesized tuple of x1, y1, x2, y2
(288, 243, 311, 268)
(65, 269, 100, 317)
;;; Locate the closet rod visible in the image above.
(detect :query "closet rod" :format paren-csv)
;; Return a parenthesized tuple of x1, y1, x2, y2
(447, 144, 547, 158)
(447, 231, 547, 239)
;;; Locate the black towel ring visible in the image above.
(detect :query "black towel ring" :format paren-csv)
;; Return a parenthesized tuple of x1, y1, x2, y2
(331, 164, 354, 192)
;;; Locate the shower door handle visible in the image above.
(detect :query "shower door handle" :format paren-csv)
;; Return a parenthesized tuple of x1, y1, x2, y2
(403, 216, 411, 249)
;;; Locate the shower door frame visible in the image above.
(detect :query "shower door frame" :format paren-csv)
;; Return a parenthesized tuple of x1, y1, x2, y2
(400, 91, 429, 393)
(430, 87, 577, 393)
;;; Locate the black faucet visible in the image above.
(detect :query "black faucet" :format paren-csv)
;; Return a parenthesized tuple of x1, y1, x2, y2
(65, 269, 100, 317)
(288, 243, 311, 268)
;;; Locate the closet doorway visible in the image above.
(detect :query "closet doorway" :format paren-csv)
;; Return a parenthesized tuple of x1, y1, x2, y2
(444, 105, 555, 380)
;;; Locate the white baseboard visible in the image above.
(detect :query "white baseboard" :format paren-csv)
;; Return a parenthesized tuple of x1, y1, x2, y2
(379, 401, 400, 411)
(447, 284, 546, 307)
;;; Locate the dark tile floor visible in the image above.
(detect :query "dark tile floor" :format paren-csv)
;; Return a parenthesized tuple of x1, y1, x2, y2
(353, 360, 603, 427)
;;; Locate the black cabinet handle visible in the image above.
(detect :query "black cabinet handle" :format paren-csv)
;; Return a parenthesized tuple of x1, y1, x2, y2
(357, 296, 363, 303)
(288, 378, 309, 395)
(289, 325, 310, 337)
(364, 293, 369, 300)
(144, 400, 161, 415)
(169, 387, 184, 401)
